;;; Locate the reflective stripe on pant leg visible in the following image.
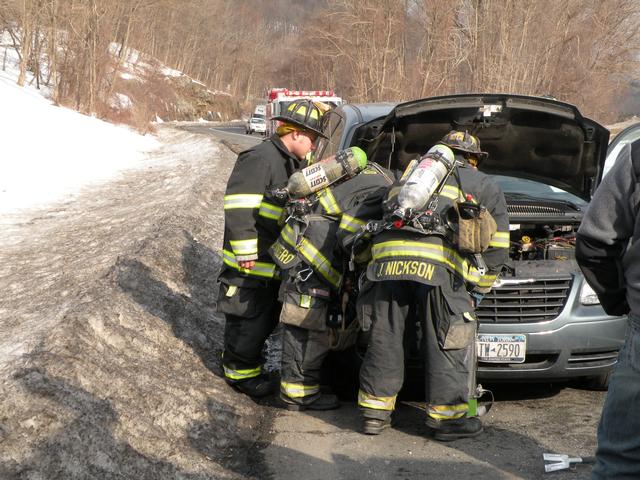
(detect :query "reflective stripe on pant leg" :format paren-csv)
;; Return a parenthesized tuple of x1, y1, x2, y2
(426, 403, 469, 420)
(223, 365, 262, 382)
(281, 382, 320, 398)
(358, 389, 397, 411)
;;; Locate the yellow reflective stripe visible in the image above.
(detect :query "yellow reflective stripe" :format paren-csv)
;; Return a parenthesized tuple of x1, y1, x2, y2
(300, 294, 311, 308)
(223, 365, 261, 381)
(488, 231, 510, 248)
(371, 240, 481, 284)
(281, 382, 320, 398)
(317, 188, 342, 215)
(222, 249, 277, 279)
(478, 272, 498, 288)
(259, 201, 283, 220)
(230, 238, 258, 255)
(426, 403, 468, 420)
(280, 224, 299, 247)
(280, 225, 341, 288)
(339, 214, 365, 233)
(224, 194, 263, 210)
(439, 185, 464, 201)
(358, 389, 396, 411)
(298, 238, 342, 288)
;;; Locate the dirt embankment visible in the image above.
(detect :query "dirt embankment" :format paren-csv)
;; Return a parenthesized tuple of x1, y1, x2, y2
(0, 129, 270, 479)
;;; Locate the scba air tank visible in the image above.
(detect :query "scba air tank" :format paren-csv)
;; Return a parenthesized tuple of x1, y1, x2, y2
(397, 144, 455, 211)
(286, 147, 368, 198)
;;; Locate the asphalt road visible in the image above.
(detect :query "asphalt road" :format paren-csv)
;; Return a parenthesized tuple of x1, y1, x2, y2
(186, 123, 605, 480)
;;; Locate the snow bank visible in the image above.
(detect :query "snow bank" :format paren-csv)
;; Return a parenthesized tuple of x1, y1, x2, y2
(0, 58, 159, 217)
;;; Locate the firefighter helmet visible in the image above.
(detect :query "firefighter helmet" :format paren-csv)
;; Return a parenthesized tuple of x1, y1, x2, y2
(272, 99, 327, 137)
(440, 130, 488, 164)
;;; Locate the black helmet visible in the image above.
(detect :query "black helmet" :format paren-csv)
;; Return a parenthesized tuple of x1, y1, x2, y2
(440, 130, 488, 163)
(272, 99, 327, 137)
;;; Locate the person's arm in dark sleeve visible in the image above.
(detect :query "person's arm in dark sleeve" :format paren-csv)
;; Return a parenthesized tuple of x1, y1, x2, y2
(223, 150, 270, 263)
(475, 177, 510, 293)
(576, 144, 637, 316)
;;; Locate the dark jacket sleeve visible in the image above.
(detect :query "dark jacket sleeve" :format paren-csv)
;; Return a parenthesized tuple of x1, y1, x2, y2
(224, 149, 271, 261)
(576, 144, 637, 316)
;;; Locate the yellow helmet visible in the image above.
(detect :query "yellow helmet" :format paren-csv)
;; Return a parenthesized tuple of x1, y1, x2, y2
(272, 99, 327, 137)
(440, 131, 488, 164)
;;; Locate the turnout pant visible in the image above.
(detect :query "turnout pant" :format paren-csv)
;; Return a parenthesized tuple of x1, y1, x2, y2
(280, 324, 331, 405)
(358, 280, 476, 421)
(218, 280, 281, 384)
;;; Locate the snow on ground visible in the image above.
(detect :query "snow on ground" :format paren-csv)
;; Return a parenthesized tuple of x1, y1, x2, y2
(0, 46, 159, 218)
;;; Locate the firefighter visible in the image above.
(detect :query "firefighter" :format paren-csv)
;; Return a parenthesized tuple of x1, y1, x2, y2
(270, 161, 394, 410)
(217, 99, 326, 397)
(357, 131, 509, 439)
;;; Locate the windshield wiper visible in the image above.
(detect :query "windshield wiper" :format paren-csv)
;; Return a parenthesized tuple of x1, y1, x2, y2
(505, 192, 582, 211)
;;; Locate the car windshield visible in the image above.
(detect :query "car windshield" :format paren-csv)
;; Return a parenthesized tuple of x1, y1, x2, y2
(492, 175, 587, 206)
(252, 118, 265, 124)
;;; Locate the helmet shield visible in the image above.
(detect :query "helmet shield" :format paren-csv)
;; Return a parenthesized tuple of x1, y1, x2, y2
(440, 130, 488, 163)
(272, 99, 328, 137)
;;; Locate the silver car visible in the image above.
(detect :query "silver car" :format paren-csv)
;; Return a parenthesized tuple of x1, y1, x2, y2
(317, 94, 628, 390)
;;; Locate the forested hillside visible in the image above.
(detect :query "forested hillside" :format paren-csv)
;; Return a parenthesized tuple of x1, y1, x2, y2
(2, 0, 640, 125)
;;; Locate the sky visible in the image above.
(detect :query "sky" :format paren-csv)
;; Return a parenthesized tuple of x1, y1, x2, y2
(0, 45, 159, 218)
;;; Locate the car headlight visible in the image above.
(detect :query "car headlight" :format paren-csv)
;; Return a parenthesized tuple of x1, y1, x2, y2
(580, 281, 600, 305)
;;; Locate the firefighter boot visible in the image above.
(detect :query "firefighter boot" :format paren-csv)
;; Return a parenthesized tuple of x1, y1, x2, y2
(281, 393, 340, 411)
(232, 375, 278, 398)
(425, 416, 483, 441)
(363, 417, 391, 435)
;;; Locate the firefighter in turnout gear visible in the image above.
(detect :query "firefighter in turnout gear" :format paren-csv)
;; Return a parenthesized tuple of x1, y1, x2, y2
(270, 158, 394, 410)
(217, 99, 326, 397)
(357, 131, 509, 439)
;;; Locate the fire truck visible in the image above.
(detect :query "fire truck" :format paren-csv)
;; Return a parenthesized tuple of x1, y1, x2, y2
(265, 88, 343, 136)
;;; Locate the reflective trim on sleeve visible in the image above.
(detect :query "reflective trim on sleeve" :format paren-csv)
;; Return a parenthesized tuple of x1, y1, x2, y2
(223, 249, 278, 279)
(478, 272, 499, 288)
(317, 188, 342, 215)
(281, 381, 320, 399)
(426, 403, 468, 420)
(224, 194, 263, 210)
(439, 185, 464, 201)
(370, 240, 481, 284)
(339, 214, 366, 233)
(488, 231, 510, 248)
(358, 389, 397, 411)
(259, 201, 284, 221)
(223, 364, 262, 381)
(230, 238, 258, 256)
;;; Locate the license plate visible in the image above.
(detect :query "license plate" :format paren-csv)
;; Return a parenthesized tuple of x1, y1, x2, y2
(476, 334, 526, 363)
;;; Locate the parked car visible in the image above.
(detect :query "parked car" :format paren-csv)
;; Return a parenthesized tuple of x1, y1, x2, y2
(245, 116, 266, 135)
(317, 94, 628, 391)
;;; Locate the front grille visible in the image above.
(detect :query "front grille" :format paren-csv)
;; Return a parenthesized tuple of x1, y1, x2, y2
(477, 276, 572, 324)
(507, 204, 565, 217)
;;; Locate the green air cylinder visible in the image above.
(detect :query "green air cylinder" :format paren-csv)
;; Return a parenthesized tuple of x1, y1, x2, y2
(286, 147, 367, 198)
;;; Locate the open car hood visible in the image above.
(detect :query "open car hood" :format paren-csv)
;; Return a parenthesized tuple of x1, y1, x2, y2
(366, 94, 609, 201)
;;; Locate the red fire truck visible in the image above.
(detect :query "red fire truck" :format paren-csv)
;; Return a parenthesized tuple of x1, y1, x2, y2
(265, 88, 343, 136)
